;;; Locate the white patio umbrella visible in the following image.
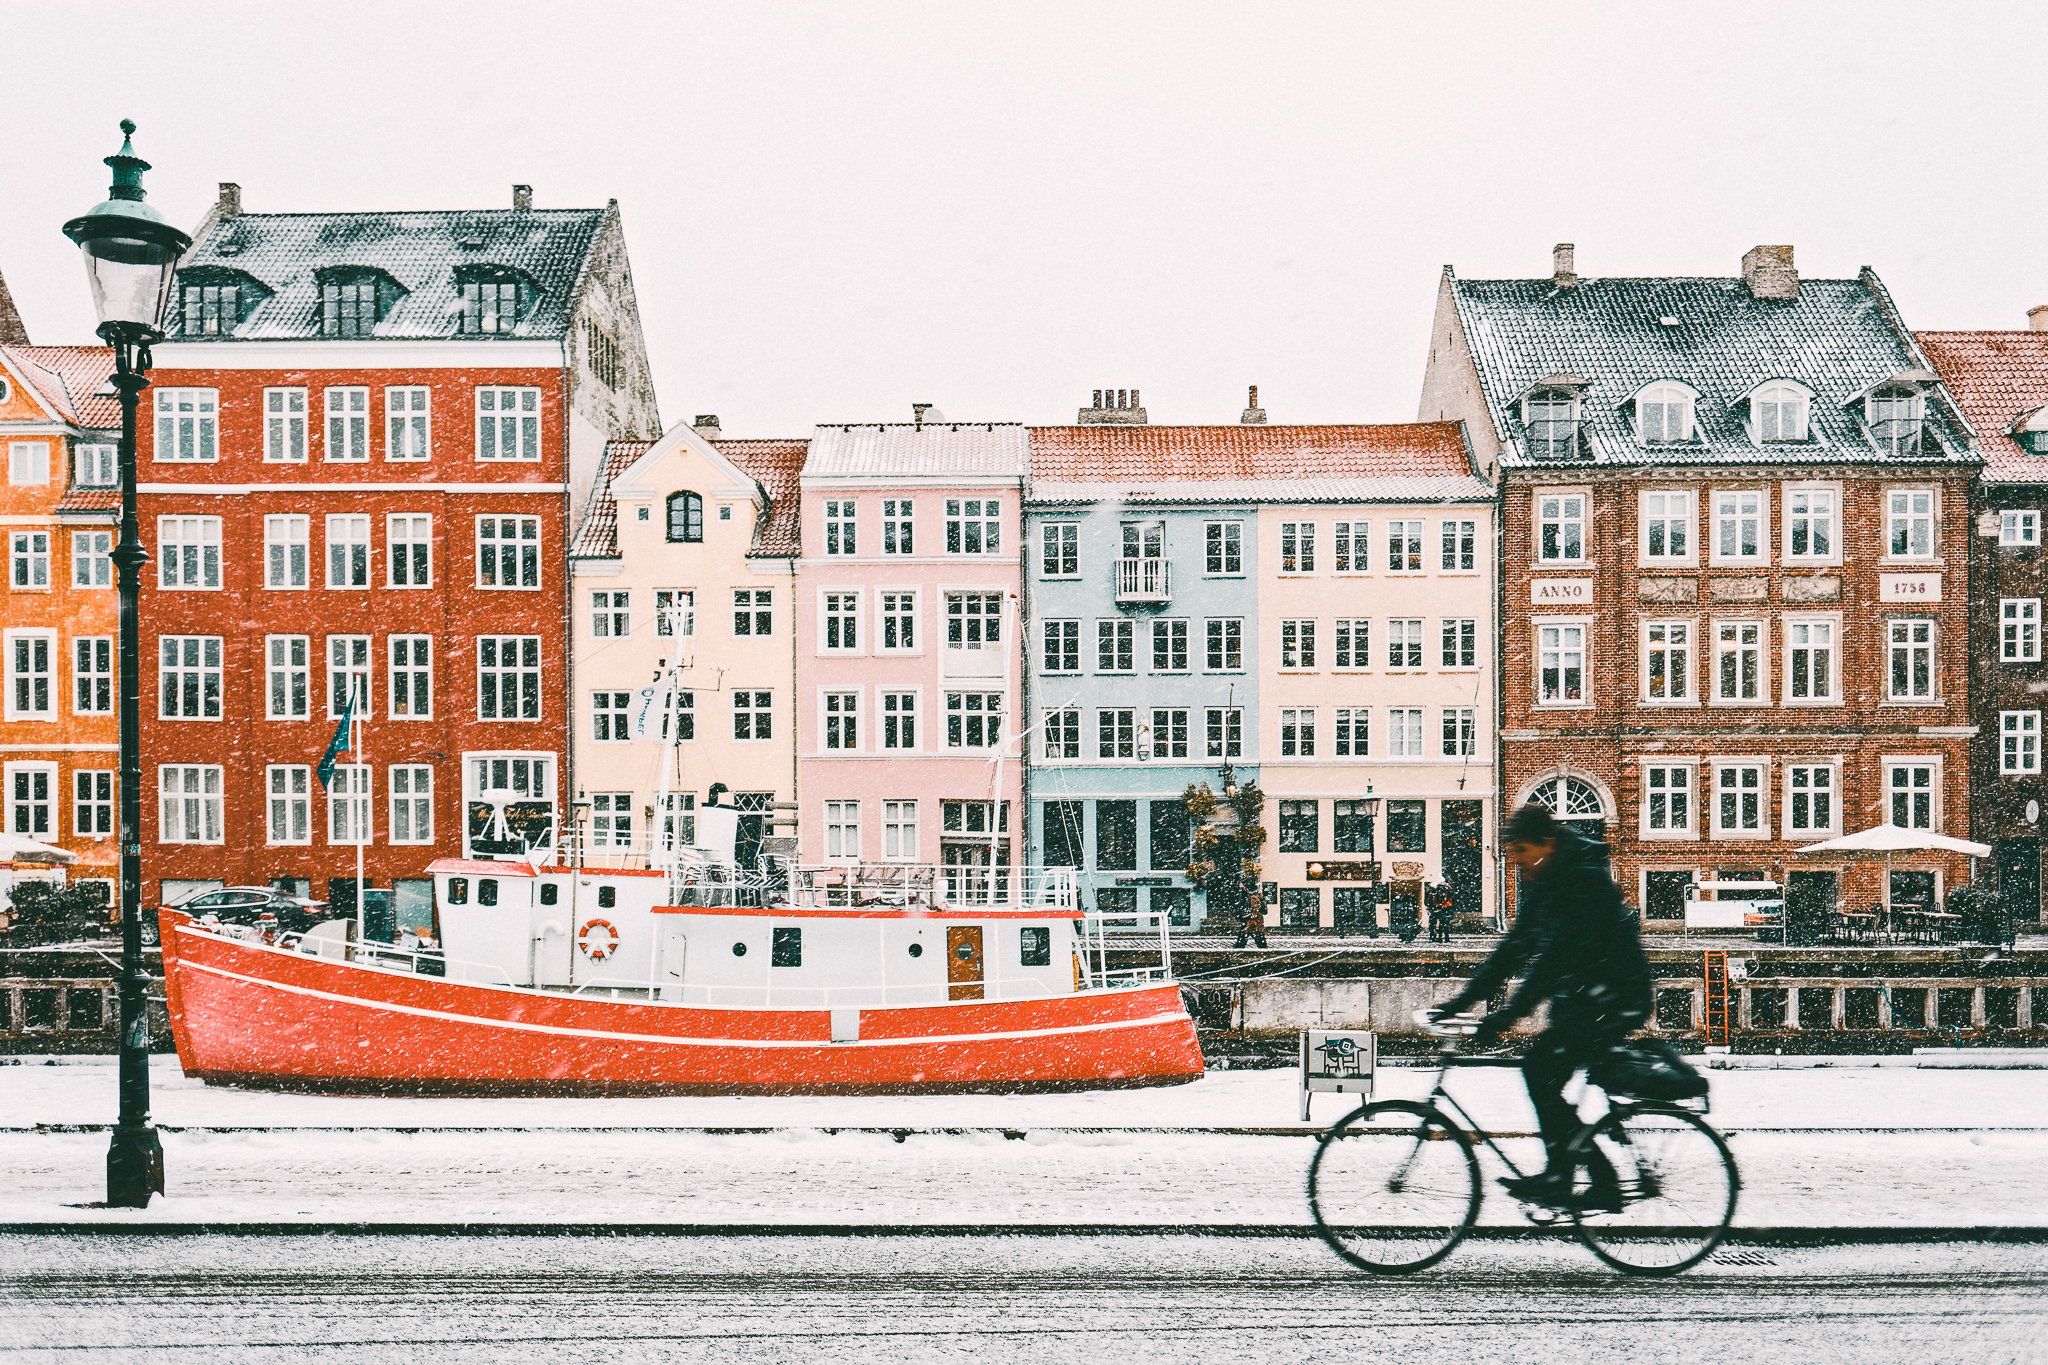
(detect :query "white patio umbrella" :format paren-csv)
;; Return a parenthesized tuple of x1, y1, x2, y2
(0, 832, 78, 865)
(1793, 824, 1990, 858)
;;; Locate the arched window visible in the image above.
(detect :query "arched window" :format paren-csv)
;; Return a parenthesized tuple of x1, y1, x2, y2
(1634, 382, 1696, 445)
(1527, 775, 1607, 835)
(667, 491, 704, 543)
(1751, 381, 1811, 443)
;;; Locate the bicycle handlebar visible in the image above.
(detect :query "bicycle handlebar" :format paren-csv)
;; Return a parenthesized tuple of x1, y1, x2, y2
(1413, 1008, 1482, 1039)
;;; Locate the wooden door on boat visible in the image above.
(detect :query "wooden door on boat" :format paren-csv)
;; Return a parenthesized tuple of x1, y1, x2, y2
(946, 925, 984, 1001)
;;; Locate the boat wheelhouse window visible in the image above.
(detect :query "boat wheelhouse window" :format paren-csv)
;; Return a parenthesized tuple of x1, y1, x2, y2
(771, 927, 802, 967)
(447, 877, 468, 904)
(597, 885, 616, 908)
(1020, 926, 1051, 967)
(478, 878, 498, 906)
(539, 883, 558, 905)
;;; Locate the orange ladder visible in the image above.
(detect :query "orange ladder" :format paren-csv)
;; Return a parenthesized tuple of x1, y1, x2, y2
(1702, 950, 1732, 1047)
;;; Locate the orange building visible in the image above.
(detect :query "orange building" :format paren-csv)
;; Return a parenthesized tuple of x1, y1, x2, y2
(0, 331, 120, 896)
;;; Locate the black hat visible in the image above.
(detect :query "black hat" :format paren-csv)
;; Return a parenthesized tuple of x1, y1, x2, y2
(1502, 803, 1564, 844)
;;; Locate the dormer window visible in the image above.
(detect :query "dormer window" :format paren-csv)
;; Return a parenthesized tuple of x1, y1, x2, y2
(1523, 385, 1586, 459)
(175, 267, 267, 337)
(1633, 381, 1697, 445)
(2013, 405, 2048, 455)
(457, 266, 535, 335)
(316, 268, 403, 339)
(667, 491, 704, 543)
(1865, 384, 1927, 456)
(1750, 381, 1812, 443)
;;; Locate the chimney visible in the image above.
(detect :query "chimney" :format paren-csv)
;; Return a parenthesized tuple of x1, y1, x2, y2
(692, 414, 722, 438)
(1240, 385, 1267, 425)
(1742, 244, 1799, 301)
(0, 267, 27, 347)
(1552, 243, 1577, 289)
(912, 402, 933, 429)
(2028, 306, 2048, 333)
(217, 182, 242, 218)
(512, 184, 534, 212)
(1077, 385, 1149, 425)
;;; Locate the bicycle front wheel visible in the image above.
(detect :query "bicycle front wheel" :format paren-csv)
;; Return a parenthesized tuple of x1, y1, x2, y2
(1567, 1105, 1739, 1276)
(1308, 1099, 1480, 1274)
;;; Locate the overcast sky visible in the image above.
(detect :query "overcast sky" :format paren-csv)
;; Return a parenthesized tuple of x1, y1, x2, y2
(4, 1, 2044, 437)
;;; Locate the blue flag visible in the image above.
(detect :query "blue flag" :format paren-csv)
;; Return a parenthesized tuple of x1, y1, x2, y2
(316, 685, 356, 789)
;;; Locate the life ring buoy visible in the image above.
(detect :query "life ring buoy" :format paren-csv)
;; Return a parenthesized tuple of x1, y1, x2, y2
(577, 918, 620, 961)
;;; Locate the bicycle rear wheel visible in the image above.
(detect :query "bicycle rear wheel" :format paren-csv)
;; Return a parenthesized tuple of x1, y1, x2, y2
(1308, 1099, 1480, 1274)
(1567, 1105, 1738, 1275)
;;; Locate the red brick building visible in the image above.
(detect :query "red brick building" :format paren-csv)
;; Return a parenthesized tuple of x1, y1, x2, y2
(138, 184, 659, 929)
(1421, 244, 1982, 925)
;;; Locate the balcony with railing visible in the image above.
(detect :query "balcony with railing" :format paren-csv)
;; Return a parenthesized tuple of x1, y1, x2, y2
(1114, 556, 1171, 604)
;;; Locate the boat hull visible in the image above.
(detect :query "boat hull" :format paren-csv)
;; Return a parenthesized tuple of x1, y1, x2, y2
(160, 911, 1206, 1096)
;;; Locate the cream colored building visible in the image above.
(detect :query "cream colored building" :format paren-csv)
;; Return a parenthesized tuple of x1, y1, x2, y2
(568, 420, 804, 862)
(1253, 439, 1499, 932)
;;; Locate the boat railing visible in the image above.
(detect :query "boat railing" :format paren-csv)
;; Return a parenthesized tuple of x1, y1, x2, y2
(187, 920, 520, 988)
(1078, 908, 1175, 991)
(783, 864, 1078, 912)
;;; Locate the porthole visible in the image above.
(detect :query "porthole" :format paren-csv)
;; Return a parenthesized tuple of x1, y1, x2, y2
(907, 942, 923, 958)
(732, 942, 748, 957)
(0, 377, 10, 403)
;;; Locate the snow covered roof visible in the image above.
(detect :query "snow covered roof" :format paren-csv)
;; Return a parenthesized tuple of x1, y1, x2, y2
(804, 422, 1028, 483)
(1027, 422, 1487, 503)
(1917, 330, 2048, 485)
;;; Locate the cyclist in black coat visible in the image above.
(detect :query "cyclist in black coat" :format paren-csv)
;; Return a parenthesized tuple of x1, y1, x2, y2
(1433, 803, 1653, 1210)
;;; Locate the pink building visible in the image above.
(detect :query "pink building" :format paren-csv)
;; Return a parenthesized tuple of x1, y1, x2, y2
(795, 420, 1027, 899)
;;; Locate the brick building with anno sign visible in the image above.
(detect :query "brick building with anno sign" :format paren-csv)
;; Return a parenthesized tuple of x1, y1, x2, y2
(1421, 243, 1982, 925)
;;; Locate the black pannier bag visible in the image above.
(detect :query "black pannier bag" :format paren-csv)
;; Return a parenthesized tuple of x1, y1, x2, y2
(1590, 1038, 1710, 1102)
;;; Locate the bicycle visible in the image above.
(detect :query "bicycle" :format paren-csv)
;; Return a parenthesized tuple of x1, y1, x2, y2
(1307, 1011, 1739, 1277)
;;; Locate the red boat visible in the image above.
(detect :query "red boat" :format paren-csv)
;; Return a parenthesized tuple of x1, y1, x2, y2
(160, 858, 1203, 1096)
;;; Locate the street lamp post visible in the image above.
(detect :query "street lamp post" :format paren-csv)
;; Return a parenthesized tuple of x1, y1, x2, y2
(63, 120, 190, 1209)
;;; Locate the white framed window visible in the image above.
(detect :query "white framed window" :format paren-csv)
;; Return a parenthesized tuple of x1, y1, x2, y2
(1441, 519, 1477, 571)
(4, 632, 54, 720)
(1711, 490, 1764, 563)
(1385, 519, 1424, 573)
(1713, 620, 1763, 702)
(159, 635, 222, 720)
(323, 386, 370, 462)
(264, 388, 307, 462)
(1785, 617, 1837, 703)
(264, 515, 308, 590)
(944, 498, 1000, 555)
(589, 589, 630, 638)
(822, 591, 861, 652)
(1639, 489, 1693, 564)
(1042, 707, 1080, 760)
(589, 792, 633, 849)
(2001, 510, 2040, 548)
(1887, 760, 1937, 830)
(1643, 764, 1694, 835)
(386, 386, 430, 461)
(823, 691, 861, 750)
(1151, 618, 1189, 673)
(1644, 620, 1692, 703)
(1280, 619, 1316, 670)
(157, 516, 221, 589)
(1206, 706, 1243, 758)
(476, 386, 541, 461)
(656, 688, 694, 742)
(945, 592, 1003, 646)
(883, 498, 915, 556)
(1149, 707, 1189, 759)
(883, 800, 919, 860)
(1205, 521, 1243, 575)
(266, 765, 311, 845)
(72, 770, 113, 839)
(1387, 618, 1423, 669)
(1332, 520, 1370, 572)
(4, 762, 54, 838)
(1535, 492, 1586, 563)
(1713, 763, 1765, 836)
(1635, 381, 1696, 445)
(881, 691, 917, 750)
(592, 690, 632, 742)
(387, 514, 432, 588)
(476, 516, 540, 589)
(657, 792, 696, 851)
(1205, 618, 1243, 671)
(1751, 381, 1811, 443)
(327, 634, 371, 718)
(1279, 521, 1316, 573)
(1786, 765, 1837, 837)
(824, 801, 861, 860)
(328, 764, 372, 845)
(324, 514, 370, 589)
(1097, 708, 1136, 759)
(1524, 390, 1582, 457)
(71, 530, 111, 589)
(390, 765, 434, 844)
(655, 589, 695, 638)
(1441, 618, 1477, 668)
(733, 689, 773, 740)
(861, 590, 909, 652)
(1039, 521, 1077, 576)
(7, 441, 48, 486)
(946, 691, 1002, 749)
(1041, 618, 1080, 673)
(2003, 711, 2043, 775)
(1886, 488, 1937, 559)
(1334, 619, 1370, 669)
(389, 635, 431, 720)
(72, 442, 115, 487)
(1536, 621, 1586, 704)
(158, 764, 223, 843)
(1388, 707, 1424, 758)
(73, 636, 111, 715)
(2003, 598, 2042, 662)
(1280, 707, 1317, 757)
(8, 531, 48, 590)
(734, 588, 774, 637)
(1887, 619, 1936, 701)
(1785, 486, 1839, 562)
(477, 635, 540, 720)
(266, 635, 309, 721)
(824, 499, 857, 555)
(152, 389, 218, 462)
(1333, 707, 1368, 757)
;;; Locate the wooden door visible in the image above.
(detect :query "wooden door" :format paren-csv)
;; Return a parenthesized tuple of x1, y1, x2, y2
(946, 925, 985, 1001)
